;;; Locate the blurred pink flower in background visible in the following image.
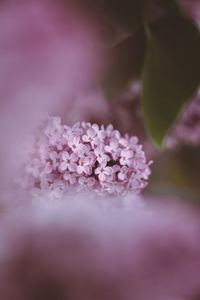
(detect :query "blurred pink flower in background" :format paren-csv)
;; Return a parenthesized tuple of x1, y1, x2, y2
(0, 0, 105, 191)
(0, 192, 200, 300)
(167, 89, 200, 147)
(0, 0, 102, 113)
(178, 0, 200, 28)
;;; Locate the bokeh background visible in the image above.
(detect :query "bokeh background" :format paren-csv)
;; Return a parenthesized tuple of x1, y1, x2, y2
(0, 0, 200, 299)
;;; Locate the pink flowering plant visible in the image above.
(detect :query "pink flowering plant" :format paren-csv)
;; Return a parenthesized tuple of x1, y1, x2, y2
(24, 115, 152, 196)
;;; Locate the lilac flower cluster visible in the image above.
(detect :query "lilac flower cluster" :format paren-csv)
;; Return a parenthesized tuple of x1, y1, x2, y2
(25, 115, 152, 196)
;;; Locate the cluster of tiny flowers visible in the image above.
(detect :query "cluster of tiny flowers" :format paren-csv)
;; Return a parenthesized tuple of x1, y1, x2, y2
(24, 115, 152, 196)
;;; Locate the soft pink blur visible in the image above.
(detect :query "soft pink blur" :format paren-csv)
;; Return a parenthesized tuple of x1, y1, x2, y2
(0, 0, 105, 190)
(0, 0, 103, 113)
(178, 0, 200, 28)
(0, 193, 200, 300)
(167, 89, 200, 148)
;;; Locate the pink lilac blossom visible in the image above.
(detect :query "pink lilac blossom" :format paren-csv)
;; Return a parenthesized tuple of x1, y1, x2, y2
(60, 83, 155, 160)
(23, 115, 152, 196)
(0, 193, 200, 300)
(168, 90, 200, 147)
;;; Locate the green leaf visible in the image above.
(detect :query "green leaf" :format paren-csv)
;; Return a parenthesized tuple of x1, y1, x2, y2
(147, 145, 200, 203)
(142, 15, 200, 147)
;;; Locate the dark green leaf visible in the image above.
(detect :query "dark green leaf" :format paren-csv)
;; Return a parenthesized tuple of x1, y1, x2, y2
(142, 15, 200, 147)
